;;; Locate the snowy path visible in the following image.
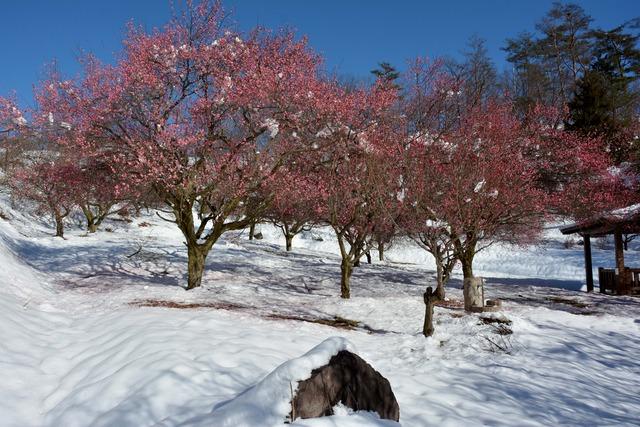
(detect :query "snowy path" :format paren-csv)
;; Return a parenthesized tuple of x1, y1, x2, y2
(1, 205, 640, 426)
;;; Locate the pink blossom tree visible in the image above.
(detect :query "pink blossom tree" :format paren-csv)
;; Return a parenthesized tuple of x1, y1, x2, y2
(35, 2, 335, 289)
(399, 58, 460, 303)
(442, 101, 547, 310)
(10, 160, 81, 237)
(264, 169, 321, 251)
(524, 105, 639, 220)
(0, 96, 25, 135)
(403, 93, 548, 312)
(401, 140, 458, 302)
(310, 83, 401, 298)
(74, 158, 123, 233)
(445, 102, 546, 272)
(0, 96, 28, 172)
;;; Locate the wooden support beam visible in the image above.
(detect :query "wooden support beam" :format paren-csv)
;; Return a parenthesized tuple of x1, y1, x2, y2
(614, 228, 627, 294)
(583, 235, 593, 293)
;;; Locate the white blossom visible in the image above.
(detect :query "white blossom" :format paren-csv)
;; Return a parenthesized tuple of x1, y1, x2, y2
(262, 118, 279, 138)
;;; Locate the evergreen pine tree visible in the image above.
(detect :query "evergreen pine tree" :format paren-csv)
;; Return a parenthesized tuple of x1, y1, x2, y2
(371, 62, 400, 89)
(568, 21, 640, 162)
(567, 69, 615, 135)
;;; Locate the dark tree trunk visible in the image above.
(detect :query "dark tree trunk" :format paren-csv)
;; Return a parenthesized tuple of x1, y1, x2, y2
(81, 204, 112, 233)
(82, 206, 97, 233)
(169, 193, 249, 291)
(340, 259, 352, 299)
(54, 212, 65, 238)
(249, 222, 256, 240)
(285, 233, 293, 252)
(186, 244, 208, 290)
(365, 251, 372, 264)
(461, 256, 473, 279)
(378, 241, 384, 261)
(93, 206, 109, 231)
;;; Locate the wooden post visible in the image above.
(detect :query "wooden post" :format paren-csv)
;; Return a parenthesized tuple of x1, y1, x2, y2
(423, 286, 437, 337)
(614, 228, 627, 294)
(583, 234, 594, 293)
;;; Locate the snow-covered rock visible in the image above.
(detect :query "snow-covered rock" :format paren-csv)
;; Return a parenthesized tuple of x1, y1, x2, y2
(183, 337, 356, 427)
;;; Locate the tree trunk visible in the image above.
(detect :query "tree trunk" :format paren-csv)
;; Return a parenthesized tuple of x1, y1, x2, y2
(340, 259, 352, 299)
(249, 222, 256, 240)
(82, 206, 98, 233)
(423, 286, 439, 337)
(365, 251, 372, 264)
(285, 234, 293, 252)
(54, 212, 64, 238)
(460, 253, 483, 312)
(461, 256, 473, 279)
(2, 146, 10, 172)
(186, 244, 208, 290)
(434, 262, 446, 301)
(92, 204, 110, 231)
(378, 241, 384, 261)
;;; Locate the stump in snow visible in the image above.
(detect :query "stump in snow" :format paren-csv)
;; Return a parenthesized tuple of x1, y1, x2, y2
(423, 286, 438, 337)
(463, 277, 484, 312)
(291, 350, 400, 422)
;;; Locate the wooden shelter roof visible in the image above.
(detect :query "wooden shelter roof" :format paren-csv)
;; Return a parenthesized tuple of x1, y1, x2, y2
(560, 203, 640, 237)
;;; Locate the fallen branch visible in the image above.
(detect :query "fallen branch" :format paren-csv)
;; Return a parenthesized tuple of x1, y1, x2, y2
(126, 244, 143, 258)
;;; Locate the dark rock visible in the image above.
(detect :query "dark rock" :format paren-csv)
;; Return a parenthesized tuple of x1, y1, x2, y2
(253, 232, 263, 240)
(291, 350, 399, 422)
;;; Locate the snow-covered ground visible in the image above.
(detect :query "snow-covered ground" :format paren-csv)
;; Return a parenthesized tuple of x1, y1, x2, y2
(1, 194, 639, 427)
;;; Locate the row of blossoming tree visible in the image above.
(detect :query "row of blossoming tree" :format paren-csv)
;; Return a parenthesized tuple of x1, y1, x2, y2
(0, 2, 637, 333)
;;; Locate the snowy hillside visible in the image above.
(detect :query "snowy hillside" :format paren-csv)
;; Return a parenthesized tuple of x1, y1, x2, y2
(1, 194, 639, 427)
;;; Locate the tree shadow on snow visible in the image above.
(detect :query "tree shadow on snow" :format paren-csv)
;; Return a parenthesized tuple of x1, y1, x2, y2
(0, 231, 184, 289)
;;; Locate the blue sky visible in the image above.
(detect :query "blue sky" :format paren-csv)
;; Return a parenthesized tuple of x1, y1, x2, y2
(1, 0, 638, 106)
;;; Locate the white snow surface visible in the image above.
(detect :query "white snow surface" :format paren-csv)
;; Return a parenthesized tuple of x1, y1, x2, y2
(0, 193, 640, 426)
